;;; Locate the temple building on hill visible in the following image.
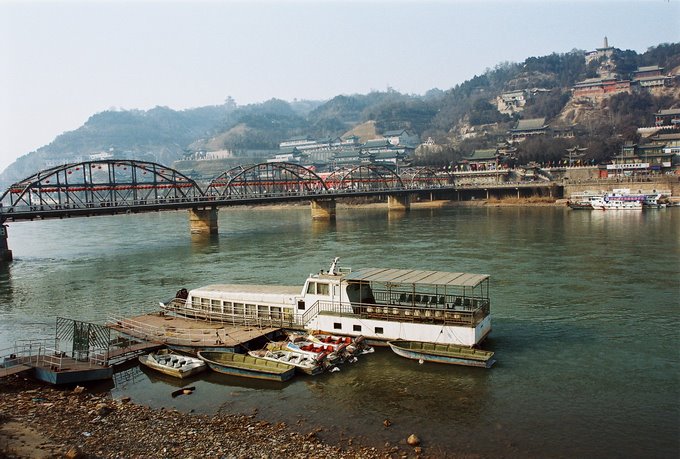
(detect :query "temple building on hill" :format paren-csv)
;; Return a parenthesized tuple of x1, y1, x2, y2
(572, 76, 631, 99)
(654, 108, 680, 128)
(508, 118, 549, 142)
(585, 36, 616, 65)
(633, 66, 673, 89)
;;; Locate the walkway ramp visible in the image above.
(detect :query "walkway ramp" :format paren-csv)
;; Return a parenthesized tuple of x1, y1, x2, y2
(0, 364, 32, 378)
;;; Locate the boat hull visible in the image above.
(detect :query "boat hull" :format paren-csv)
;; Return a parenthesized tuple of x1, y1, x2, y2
(388, 341, 495, 368)
(138, 351, 206, 379)
(247, 350, 323, 376)
(198, 351, 295, 382)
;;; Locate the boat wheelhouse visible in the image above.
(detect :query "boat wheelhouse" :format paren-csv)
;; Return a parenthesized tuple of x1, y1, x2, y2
(161, 259, 492, 347)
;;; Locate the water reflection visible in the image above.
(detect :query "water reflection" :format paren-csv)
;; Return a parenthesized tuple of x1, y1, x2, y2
(190, 233, 221, 253)
(310, 219, 336, 235)
(0, 261, 12, 303)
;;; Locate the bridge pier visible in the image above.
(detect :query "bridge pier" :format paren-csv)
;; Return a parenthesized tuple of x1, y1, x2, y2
(0, 224, 12, 262)
(387, 194, 410, 212)
(189, 207, 218, 234)
(310, 199, 336, 221)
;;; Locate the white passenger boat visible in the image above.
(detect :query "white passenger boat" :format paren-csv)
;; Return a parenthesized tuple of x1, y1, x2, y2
(590, 189, 644, 211)
(567, 191, 601, 210)
(160, 258, 492, 348)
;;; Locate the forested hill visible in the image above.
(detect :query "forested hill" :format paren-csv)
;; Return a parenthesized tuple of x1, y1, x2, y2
(2, 42, 679, 187)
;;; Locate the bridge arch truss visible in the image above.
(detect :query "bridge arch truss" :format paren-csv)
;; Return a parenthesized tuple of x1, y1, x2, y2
(0, 160, 204, 215)
(324, 164, 405, 192)
(400, 167, 454, 189)
(205, 162, 328, 199)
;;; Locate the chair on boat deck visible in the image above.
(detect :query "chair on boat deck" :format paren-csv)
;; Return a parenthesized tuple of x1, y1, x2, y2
(399, 293, 407, 304)
(414, 295, 422, 303)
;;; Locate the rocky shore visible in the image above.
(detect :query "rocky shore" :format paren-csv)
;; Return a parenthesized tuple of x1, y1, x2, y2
(0, 376, 428, 459)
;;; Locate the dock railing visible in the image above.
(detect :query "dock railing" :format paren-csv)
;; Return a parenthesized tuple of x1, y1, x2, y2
(108, 314, 242, 347)
(1, 340, 104, 374)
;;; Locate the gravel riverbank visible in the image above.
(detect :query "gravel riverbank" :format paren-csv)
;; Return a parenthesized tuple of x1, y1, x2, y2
(0, 376, 427, 459)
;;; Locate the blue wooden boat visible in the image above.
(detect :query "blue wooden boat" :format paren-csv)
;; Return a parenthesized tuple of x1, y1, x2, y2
(387, 340, 495, 368)
(197, 351, 296, 382)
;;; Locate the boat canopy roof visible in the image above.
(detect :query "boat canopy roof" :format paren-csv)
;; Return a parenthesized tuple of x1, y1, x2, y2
(344, 268, 489, 288)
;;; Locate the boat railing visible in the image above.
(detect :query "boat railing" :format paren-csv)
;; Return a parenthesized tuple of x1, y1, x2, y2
(369, 291, 489, 313)
(159, 300, 296, 329)
(299, 301, 321, 327)
(311, 299, 489, 326)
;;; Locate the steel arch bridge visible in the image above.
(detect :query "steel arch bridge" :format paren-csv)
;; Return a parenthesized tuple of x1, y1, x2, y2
(323, 164, 405, 191)
(205, 162, 329, 198)
(400, 167, 454, 189)
(0, 160, 204, 218)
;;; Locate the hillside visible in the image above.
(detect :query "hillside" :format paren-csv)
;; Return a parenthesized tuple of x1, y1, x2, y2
(1, 42, 678, 188)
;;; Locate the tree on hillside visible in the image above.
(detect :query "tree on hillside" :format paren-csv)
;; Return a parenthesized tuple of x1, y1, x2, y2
(515, 137, 573, 164)
(606, 92, 677, 139)
(523, 50, 587, 87)
(522, 90, 571, 120)
(640, 42, 680, 71)
(467, 98, 511, 125)
(612, 49, 639, 77)
(366, 99, 439, 135)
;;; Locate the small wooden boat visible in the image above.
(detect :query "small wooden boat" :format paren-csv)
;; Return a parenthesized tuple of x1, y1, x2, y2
(248, 349, 323, 376)
(138, 349, 206, 379)
(266, 341, 341, 370)
(197, 351, 296, 382)
(387, 340, 495, 368)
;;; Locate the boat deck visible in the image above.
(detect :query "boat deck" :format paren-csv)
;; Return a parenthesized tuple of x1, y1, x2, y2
(107, 312, 281, 351)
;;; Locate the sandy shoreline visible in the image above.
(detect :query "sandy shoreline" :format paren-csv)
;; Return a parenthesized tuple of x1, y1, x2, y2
(0, 375, 429, 459)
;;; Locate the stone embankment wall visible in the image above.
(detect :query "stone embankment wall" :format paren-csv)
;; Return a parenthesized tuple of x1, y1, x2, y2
(560, 167, 679, 197)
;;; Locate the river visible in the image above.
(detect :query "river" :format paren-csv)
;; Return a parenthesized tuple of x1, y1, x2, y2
(1, 205, 678, 457)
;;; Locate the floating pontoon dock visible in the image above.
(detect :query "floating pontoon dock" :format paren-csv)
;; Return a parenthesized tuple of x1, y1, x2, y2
(106, 311, 283, 354)
(0, 318, 163, 385)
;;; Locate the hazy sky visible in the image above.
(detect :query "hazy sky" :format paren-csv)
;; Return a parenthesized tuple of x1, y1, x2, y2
(1, 0, 679, 172)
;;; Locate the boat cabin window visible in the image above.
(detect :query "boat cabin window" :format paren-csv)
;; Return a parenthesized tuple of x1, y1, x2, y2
(375, 327, 384, 335)
(297, 300, 305, 311)
(306, 282, 330, 296)
(333, 322, 341, 330)
(353, 324, 362, 332)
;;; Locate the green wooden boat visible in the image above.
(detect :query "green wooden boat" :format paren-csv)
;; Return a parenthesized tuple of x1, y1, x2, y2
(388, 340, 495, 368)
(197, 351, 296, 382)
